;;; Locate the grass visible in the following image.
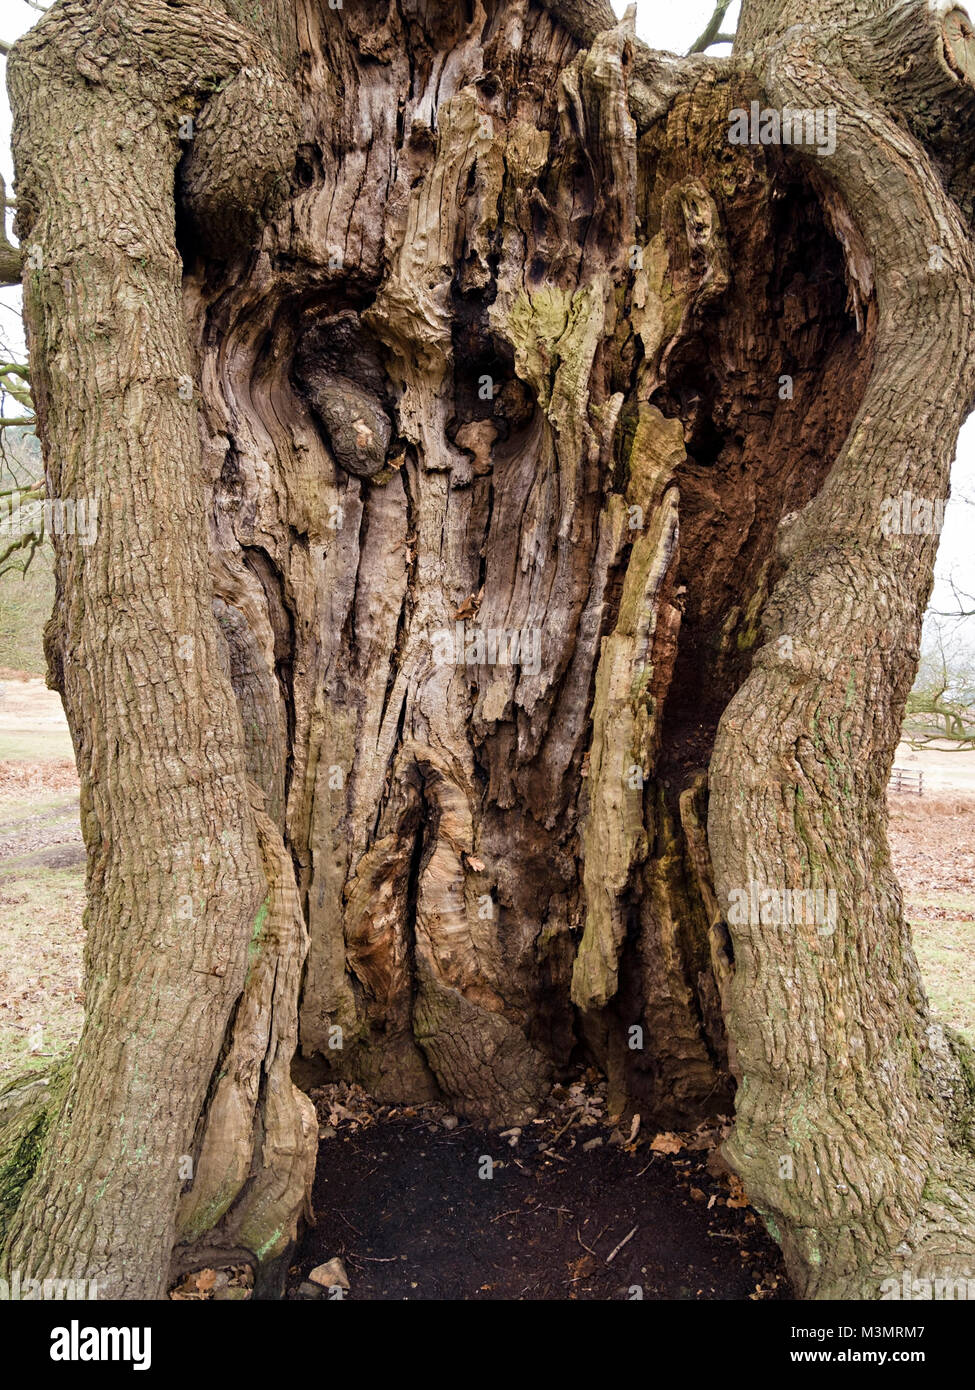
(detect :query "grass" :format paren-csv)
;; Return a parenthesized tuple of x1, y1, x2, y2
(0, 545, 53, 678)
(0, 862, 85, 1078)
(0, 728, 74, 762)
(906, 893, 975, 1046)
(0, 791, 79, 822)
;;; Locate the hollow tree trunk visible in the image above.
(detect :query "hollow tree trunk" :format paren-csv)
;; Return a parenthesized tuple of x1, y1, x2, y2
(2, 0, 974, 1301)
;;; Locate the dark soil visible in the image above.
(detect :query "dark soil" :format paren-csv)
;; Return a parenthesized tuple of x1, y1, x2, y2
(291, 1083, 793, 1302)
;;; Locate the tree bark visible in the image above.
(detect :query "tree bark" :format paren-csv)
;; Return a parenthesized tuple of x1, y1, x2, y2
(2, 0, 974, 1301)
(1, 0, 311, 1299)
(709, 0, 975, 1300)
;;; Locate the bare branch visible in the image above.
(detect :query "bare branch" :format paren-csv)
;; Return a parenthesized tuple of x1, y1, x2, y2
(0, 526, 45, 582)
(0, 176, 22, 286)
(0, 476, 44, 581)
(688, 1, 734, 55)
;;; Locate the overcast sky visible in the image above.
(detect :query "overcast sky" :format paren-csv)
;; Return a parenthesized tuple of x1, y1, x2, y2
(1, 0, 971, 619)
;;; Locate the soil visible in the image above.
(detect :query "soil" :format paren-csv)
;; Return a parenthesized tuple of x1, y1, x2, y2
(287, 1079, 792, 1301)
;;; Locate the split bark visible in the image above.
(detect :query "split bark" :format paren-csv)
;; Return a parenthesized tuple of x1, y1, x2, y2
(1, 0, 973, 1301)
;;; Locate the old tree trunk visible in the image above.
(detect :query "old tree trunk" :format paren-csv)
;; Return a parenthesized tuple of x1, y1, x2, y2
(1, 0, 974, 1300)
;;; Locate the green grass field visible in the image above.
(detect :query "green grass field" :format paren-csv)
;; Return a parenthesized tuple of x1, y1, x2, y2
(0, 726, 74, 761)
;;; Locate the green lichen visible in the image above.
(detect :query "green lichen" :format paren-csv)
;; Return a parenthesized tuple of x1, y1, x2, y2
(248, 896, 269, 966)
(255, 1226, 284, 1262)
(505, 285, 573, 407)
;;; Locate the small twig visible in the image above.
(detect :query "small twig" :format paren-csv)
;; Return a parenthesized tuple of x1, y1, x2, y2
(490, 1208, 522, 1224)
(549, 1106, 583, 1146)
(576, 1227, 597, 1258)
(492, 1203, 575, 1224)
(605, 1224, 638, 1264)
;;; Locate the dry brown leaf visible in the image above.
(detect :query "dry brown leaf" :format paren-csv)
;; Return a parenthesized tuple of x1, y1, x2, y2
(650, 1132, 683, 1154)
(725, 1174, 750, 1209)
(568, 1254, 596, 1280)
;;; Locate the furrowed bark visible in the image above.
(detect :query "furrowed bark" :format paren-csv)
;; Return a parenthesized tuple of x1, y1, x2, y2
(1, 0, 311, 1299)
(711, 0, 975, 1298)
(3, 0, 975, 1303)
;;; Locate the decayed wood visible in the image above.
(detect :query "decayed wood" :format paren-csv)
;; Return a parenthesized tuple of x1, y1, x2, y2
(2, 0, 974, 1303)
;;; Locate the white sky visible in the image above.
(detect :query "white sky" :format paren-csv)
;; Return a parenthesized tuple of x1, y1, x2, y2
(0, 0, 970, 616)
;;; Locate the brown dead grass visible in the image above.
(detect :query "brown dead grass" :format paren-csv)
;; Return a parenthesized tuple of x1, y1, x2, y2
(0, 863, 86, 1077)
(888, 792, 975, 1043)
(0, 759, 79, 803)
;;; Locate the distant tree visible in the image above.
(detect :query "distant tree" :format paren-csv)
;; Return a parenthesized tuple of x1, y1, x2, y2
(0, 166, 41, 580)
(904, 625, 975, 749)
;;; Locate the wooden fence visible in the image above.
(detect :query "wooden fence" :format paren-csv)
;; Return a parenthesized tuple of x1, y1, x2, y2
(890, 767, 923, 796)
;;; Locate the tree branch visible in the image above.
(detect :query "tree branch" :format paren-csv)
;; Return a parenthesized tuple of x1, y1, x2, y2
(539, 0, 730, 132)
(838, 3, 975, 149)
(0, 177, 21, 287)
(687, 1, 734, 54)
(537, 0, 618, 46)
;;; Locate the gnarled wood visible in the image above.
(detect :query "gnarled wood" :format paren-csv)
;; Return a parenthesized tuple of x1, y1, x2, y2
(2, 0, 974, 1301)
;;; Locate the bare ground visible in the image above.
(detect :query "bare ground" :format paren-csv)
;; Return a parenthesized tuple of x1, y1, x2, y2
(286, 1077, 791, 1301)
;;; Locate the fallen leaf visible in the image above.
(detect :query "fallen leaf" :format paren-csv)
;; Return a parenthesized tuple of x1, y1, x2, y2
(650, 1132, 683, 1154)
(568, 1254, 596, 1280)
